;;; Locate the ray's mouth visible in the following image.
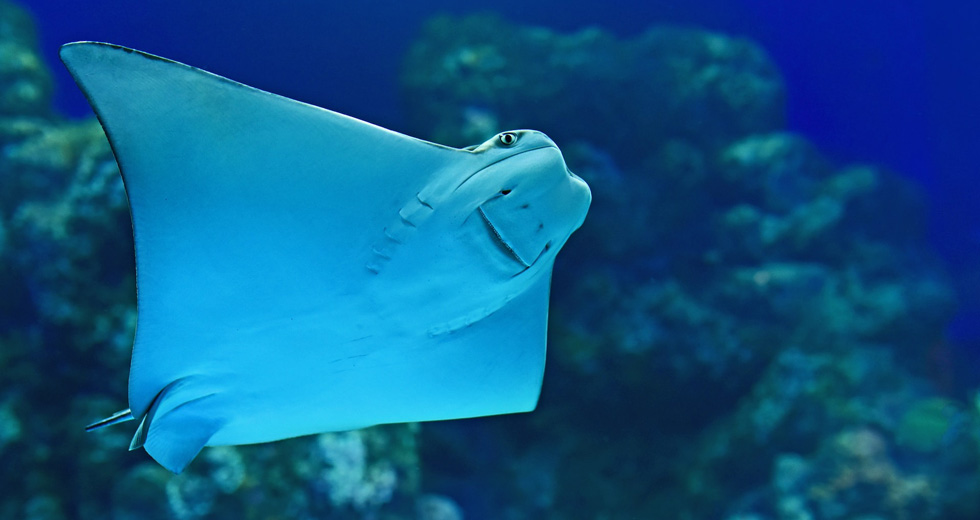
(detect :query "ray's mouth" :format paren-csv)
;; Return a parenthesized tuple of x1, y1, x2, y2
(476, 207, 552, 276)
(478, 207, 529, 268)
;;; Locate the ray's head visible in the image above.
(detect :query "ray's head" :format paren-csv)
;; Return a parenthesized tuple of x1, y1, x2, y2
(456, 130, 591, 273)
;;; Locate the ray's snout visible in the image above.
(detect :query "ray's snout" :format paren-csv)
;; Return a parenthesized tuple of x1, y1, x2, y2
(475, 142, 590, 269)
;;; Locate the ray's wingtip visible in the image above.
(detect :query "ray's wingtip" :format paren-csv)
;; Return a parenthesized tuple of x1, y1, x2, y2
(59, 41, 140, 64)
(60, 41, 102, 67)
(60, 40, 105, 53)
(61, 41, 126, 50)
(61, 40, 100, 47)
(59, 41, 84, 64)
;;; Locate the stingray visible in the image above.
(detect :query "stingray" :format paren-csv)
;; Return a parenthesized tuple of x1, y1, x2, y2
(60, 42, 591, 473)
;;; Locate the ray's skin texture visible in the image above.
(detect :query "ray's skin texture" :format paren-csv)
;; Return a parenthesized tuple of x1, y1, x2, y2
(61, 42, 591, 473)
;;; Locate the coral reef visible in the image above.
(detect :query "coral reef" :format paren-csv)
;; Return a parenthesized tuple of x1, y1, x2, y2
(0, 0, 51, 116)
(402, 15, 784, 163)
(402, 14, 973, 520)
(3, 2, 977, 518)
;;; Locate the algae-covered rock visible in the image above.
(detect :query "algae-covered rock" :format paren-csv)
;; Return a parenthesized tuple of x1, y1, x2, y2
(895, 398, 964, 454)
(730, 421, 980, 520)
(0, 1, 51, 116)
(684, 350, 980, 520)
(402, 15, 785, 163)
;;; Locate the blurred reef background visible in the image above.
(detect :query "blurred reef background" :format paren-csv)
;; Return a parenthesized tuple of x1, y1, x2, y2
(2, 1, 979, 519)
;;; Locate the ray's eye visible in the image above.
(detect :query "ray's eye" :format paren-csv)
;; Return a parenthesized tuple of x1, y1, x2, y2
(498, 132, 517, 146)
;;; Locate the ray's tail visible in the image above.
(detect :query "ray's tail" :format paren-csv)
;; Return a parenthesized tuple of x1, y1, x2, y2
(85, 408, 134, 431)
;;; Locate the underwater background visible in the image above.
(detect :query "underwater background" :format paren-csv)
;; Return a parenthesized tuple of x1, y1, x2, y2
(2, 0, 979, 518)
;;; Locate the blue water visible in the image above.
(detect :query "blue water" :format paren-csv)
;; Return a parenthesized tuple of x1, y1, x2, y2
(27, 1, 979, 354)
(8, 2, 980, 517)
